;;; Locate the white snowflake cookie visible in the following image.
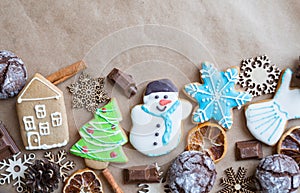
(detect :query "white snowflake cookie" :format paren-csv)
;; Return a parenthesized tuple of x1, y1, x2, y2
(238, 55, 281, 97)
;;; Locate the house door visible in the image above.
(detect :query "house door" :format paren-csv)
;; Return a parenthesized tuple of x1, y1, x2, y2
(27, 132, 41, 149)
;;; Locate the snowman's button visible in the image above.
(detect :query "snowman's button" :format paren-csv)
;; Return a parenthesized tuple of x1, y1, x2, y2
(156, 124, 160, 128)
(153, 142, 158, 146)
(155, 132, 159, 137)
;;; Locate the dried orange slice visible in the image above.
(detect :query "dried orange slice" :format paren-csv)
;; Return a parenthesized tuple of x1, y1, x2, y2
(63, 168, 103, 193)
(187, 122, 227, 163)
(277, 126, 300, 166)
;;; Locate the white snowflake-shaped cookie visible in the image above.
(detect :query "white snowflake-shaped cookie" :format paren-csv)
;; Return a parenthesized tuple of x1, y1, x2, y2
(0, 152, 35, 192)
(238, 55, 281, 97)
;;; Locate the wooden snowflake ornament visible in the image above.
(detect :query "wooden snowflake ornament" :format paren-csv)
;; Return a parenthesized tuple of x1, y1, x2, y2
(136, 163, 170, 193)
(0, 152, 35, 192)
(218, 167, 255, 193)
(44, 150, 75, 182)
(138, 179, 170, 193)
(68, 73, 110, 112)
(238, 55, 281, 97)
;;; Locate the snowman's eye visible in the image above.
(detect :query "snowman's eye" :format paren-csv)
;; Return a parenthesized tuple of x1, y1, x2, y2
(164, 95, 168, 99)
(155, 95, 159, 99)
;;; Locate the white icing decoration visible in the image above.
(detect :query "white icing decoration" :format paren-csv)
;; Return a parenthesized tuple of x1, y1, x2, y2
(79, 121, 122, 147)
(73, 144, 120, 154)
(26, 129, 68, 150)
(39, 122, 50, 136)
(23, 116, 36, 131)
(51, 112, 62, 127)
(245, 69, 300, 146)
(25, 139, 68, 150)
(35, 104, 46, 119)
(27, 131, 41, 149)
(17, 76, 61, 103)
(130, 91, 192, 156)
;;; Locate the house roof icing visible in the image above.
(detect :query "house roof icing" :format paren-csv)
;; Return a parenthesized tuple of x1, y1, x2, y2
(17, 73, 62, 103)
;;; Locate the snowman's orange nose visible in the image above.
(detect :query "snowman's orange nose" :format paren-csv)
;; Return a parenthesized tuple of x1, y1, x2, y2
(159, 99, 172, 106)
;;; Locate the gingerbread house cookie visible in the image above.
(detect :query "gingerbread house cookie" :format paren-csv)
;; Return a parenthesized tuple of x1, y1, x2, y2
(16, 73, 69, 150)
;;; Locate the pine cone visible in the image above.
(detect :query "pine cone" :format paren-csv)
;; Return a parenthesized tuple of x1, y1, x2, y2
(24, 160, 61, 193)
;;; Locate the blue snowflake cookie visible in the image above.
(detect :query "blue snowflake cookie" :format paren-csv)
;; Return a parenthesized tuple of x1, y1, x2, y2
(184, 62, 252, 130)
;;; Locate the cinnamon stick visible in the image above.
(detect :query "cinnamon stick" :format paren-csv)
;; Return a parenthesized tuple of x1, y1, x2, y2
(102, 168, 124, 193)
(47, 60, 87, 85)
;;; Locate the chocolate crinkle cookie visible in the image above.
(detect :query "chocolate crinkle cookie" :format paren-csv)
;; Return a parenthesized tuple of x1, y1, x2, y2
(0, 50, 27, 99)
(167, 151, 217, 193)
(255, 154, 300, 193)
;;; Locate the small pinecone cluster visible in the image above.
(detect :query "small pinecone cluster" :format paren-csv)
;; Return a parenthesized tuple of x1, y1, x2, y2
(24, 160, 61, 193)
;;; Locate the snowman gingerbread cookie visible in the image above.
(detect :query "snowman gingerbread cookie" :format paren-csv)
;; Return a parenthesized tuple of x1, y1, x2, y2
(130, 79, 192, 156)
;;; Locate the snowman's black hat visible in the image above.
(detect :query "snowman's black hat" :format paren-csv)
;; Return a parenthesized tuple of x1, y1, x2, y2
(145, 79, 178, 95)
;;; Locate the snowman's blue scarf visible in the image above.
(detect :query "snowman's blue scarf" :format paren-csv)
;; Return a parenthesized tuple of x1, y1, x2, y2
(141, 100, 180, 145)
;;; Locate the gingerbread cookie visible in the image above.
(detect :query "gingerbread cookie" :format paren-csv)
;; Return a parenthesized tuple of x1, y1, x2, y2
(238, 55, 281, 97)
(70, 98, 128, 163)
(130, 79, 192, 156)
(184, 62, 252, 130)
(245, 69, 300, 146)
(0, 50, 27, 99)
(16, 73, 69, 150)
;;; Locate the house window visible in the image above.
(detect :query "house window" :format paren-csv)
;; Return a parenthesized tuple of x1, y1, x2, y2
(35, 104, 46, 119)
(23, 116, 36, 131)
(39, 122, 50, 136)
(51, 112, 62, 127)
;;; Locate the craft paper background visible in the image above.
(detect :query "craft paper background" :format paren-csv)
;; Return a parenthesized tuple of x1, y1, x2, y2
(1, 1, 300, 192)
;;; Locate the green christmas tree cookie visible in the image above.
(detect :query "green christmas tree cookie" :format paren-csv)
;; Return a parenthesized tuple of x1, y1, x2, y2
(70, 98, 128, 163)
